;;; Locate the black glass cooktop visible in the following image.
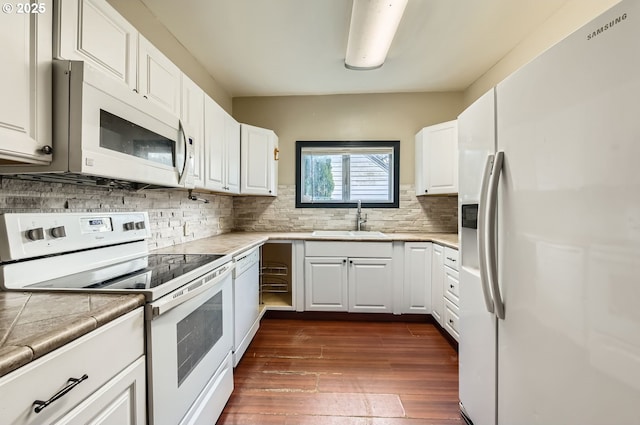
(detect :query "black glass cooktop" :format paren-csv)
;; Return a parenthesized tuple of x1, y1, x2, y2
(28, 253, 226, 292)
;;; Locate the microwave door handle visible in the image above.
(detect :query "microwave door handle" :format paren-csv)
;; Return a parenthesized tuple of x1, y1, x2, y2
(177, 119, 191, 186)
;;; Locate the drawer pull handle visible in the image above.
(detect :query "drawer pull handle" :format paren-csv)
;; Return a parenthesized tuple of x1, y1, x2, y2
(33, 374, 88, 413)
(447, 257, 457, 262)
(449, 319, 454, 324)
(450, 284, 455, 289)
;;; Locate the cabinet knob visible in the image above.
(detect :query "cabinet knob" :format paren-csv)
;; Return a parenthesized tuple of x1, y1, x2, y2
(449, 319, 454, 324)
(133, 88, 138, 93)
(424, 189, 428, 193)
(274, 148, 280, 161)
(343, 259, 346, 264)
(38, 145, 53, 155)
(450, 284, 454, 289)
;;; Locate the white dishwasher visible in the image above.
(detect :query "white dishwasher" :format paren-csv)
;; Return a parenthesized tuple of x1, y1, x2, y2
(232, 246, 261, 366)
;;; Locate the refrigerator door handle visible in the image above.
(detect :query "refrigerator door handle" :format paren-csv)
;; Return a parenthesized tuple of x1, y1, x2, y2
(477, 154, 495, 313)
(486, 150, 505, 319)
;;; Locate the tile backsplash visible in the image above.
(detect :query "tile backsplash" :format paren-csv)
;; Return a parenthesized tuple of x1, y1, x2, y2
(0, 178, 233, 250)
(0, 179, 457, 250)
(233, 184, 457, 233)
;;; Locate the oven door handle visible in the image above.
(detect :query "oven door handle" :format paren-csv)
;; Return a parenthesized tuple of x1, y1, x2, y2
(149, 262, 234, 319)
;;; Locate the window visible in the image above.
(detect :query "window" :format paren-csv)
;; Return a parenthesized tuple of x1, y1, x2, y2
(296, 141, 400, 208)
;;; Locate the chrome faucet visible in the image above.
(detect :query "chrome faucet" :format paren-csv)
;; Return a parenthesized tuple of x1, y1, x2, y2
(356, 200, 368, 231)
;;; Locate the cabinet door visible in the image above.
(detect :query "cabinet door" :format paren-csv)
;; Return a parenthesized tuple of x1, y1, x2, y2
(431, 244, 445, 325)
(0, 1, 52, 164)
(54, 357, 146, 425)
(403, 243, 432, 314)
(225, 113, 241, 194)
(415, 120, 458, 195)
(204, 96, 226, 192)
(181, 75, 205, 188)
(348, 258, 393, 313)
(241, 124, 277, 196)
(138, 35, 181, 115)
(304, 257, 348, 311)
(55, 0, 137, 89)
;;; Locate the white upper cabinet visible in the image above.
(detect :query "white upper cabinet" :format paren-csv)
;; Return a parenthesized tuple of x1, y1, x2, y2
(204, 97, 240, 194)
(138, 35, 181, 115)
(240, 124, 278, 196)
(55, 0, 180, 115)
(0, 0, 53, 164)
(54, 0, 137, 89)
(224, 113, 241, 193)
(415, 120, 458, 195)
(181, 75, 205, 188)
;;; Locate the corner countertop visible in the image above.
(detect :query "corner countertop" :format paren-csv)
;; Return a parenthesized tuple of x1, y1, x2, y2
(0, 232, 456, 378)
(0, 292, 145, 378)
(153, 231, 459, 257)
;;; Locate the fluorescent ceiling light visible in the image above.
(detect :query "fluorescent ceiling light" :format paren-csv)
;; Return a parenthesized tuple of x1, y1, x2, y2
(345, 0, 408, 70)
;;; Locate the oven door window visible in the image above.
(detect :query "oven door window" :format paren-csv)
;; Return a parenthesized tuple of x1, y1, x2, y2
(176, 291, 223, 386)
(100, 109, 175, 167)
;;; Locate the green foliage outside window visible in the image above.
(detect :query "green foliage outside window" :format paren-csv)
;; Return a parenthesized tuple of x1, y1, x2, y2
(304, 156, 335, 200)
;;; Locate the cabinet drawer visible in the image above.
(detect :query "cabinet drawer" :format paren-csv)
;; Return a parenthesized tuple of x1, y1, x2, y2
(305, 241, 392, 258)
(444, 266, 459, 305)
(444, 247, 459, 271)
(0, 308, 144, 425)
(444, 299, 460, 341)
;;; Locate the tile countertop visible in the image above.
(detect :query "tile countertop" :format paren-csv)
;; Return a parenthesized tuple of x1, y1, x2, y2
(0, 292, 145, 378)
(153, 231, 459, 257)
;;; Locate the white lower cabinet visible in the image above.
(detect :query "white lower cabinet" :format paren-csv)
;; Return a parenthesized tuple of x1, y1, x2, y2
(348, 258, 393, 313)
(304, 257, 348, 311)
(443, 247, 460, 341)
(0, 309, 145, 425)
(54, 357, 146, 425)
(303, 242, 393, 313)
(402, 242, 433, 314)
(432, 243, 460, 341)
(431, 244, 445, 325)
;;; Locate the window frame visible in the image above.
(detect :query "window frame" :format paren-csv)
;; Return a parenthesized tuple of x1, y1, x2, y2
(295, 140, 400, 208)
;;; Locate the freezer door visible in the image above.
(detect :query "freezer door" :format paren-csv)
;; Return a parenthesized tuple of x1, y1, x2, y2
(458, 88, 498, 425)
(496, 1, 640, 424)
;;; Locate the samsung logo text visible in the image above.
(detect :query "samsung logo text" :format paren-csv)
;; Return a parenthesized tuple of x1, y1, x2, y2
(587, 13, 627, 40)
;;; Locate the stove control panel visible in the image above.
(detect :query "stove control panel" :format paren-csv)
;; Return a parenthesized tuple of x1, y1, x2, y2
(0, 212, 151, 262)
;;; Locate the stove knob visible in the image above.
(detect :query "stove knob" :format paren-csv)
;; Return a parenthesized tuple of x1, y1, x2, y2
(124, 221, 135, 231)
(135, 221, 146, 230)
(26, 227, 45, 241)
(50, 226, 67, 238)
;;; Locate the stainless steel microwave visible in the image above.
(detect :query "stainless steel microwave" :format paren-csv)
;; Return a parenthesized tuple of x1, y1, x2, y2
(0, 60, 194, 189)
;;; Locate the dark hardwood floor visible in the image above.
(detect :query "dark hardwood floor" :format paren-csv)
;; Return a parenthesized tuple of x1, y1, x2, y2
(217, 318, 463, 425)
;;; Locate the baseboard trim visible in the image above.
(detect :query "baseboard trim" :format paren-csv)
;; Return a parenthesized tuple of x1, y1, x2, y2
(263, 310, 434, 323)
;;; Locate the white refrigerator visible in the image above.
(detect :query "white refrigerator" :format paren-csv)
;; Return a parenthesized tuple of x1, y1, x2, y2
(458, 1, 640, 424)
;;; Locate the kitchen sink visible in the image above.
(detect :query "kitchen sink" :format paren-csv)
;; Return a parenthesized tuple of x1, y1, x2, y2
(311, 230, 389, 239)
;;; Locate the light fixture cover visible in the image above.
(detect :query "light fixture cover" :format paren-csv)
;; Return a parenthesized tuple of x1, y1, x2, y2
(345, 0, 409, 70)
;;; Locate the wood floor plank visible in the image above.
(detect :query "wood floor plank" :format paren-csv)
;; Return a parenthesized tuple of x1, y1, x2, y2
(216, 318, 463, 425)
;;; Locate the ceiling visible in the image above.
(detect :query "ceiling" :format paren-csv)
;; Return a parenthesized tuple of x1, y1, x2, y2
(140, 0, 569, 98)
